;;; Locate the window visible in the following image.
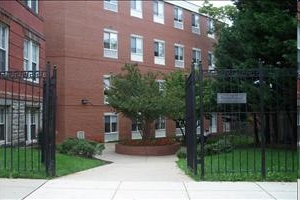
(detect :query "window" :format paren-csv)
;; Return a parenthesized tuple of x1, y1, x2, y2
(103, 75, 111, 104)
(104, 30, 118, 59)
(25, 109, 38, 142)
(174, 44, 184, 68)
(104, 114, 117, 133)
(192, 48, 201, 63)
(130, 35, 143, 62)
(174, 7, 183, 29)
(0, 23, 8, 72)
(153, 0, 164, 24)
(130, 0, 142, 18)
(192, 14, 200, 34)
(207, 18, 215, 38)
(24, 39, 39, 82)
(155, 116, 165, 130)
(208, 51, 215, 70)
(157, 80, 165, 93)
(24, 0, 38, 13)
(154, 40, 165, 65)
(104, 0, 118, 12)
(0, 108, 5, 141)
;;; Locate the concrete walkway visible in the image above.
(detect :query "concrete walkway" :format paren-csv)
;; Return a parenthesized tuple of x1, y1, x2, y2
(0, 143, 298, 200)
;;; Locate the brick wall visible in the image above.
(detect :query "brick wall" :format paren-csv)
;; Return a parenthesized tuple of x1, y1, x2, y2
(44, 1, 216, 143)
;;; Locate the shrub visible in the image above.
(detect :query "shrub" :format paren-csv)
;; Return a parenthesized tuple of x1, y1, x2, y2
(57, 138, 105, 158)
(197, 138, 233, 157)
(176, 149, 187, 159)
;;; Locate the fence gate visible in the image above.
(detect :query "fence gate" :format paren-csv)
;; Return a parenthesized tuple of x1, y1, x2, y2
(0, 62, 56, 177)
(186, 61, 298, 180)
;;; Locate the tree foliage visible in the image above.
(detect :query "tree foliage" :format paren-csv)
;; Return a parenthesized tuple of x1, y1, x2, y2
(106, 64, 164, 139)
(200, 0, 297, 144)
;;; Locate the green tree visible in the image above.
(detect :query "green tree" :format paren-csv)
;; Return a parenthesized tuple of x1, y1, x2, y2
(200, 0, 297, 144)
(106, 64, 164, 140)
(164, 70, 186, 137)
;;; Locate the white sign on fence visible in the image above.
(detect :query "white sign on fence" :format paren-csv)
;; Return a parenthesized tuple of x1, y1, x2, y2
(217, 93, 247, 104)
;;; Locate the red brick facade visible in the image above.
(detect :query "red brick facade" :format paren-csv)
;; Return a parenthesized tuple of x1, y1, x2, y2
(44, 1, 216, 143)
(0, 1, 45, 71)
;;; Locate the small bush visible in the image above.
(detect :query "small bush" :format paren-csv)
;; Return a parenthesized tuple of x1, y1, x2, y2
(197, 138, 233, 157)
(57, 138, 105, 158)
(177, 149, 187, 159)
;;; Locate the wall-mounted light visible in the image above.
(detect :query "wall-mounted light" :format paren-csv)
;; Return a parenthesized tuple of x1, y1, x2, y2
(81, 98, 89, 105)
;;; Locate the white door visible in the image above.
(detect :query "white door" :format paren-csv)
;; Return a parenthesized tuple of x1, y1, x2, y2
(209, 113, 217, 133)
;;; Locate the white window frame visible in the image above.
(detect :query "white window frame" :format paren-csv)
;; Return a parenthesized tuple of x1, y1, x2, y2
(155, 116, 166, 138)
(25, 108, 39, 144)
(130, 34, 143, 62)
(157, 80, 165, 93)
(104, 113, 118, 142)
(207, 18, 215, 38)
(154, 39, 165, 65)
(103, 29, 118, 59)
(209, 113, 217, 133)
(174, 7, 183, 30)
(208, 51, 215, 70)
(174, 44, 184, 68)
(192, 13, 200, 34)
(192, 48, 201, 64)
(0, 107, 5, 142)
(24, 0, 38, 14)
(104, 0, 118, 12)
(103, 75, 111, 104)
(23, 39, 39, 83)
(0, 23, 9, 72)
(130, 0, 142, 19)
(153, 0, 164, 24)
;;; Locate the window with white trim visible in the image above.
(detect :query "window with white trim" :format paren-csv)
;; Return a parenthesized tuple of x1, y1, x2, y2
(0, 23, 8, 72)
(130, 35, 143, 62)
(192, 48, 201, 63)
(207, 18, 215, 38)
(0, 107, 5, 141)
(104, 114, 118, 133)
(157, 80, 165, 93)
(130, 0, 142, 18)
(154, 40, 165, 65)
(174, 44, 184, 68)
(153, 0, 164, 24)
(174, 7, 183, 30)
(155, 116, 165, 130)
(208, 51, 215, 70)
(24, 0, 38, 14)
(25, 108, 38, 142)
(104, 30, 118, 59)
(104, 0, 118, 12)
(192, 14, 200, 34)
(24, 39, 39, 82)
(103, 75, 111, 104)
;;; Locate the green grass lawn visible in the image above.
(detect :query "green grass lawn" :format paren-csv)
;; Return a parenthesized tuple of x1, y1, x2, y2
(177, 148, 298, 181)
(0, 147, 108, 179)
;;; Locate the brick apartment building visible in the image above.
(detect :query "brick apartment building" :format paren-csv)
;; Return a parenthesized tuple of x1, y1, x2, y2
(0, 0, 45, 145)
(44, 0, 217, 143)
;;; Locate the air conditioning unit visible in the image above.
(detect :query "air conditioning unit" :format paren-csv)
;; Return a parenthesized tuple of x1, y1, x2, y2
(77, 131, 85, 139)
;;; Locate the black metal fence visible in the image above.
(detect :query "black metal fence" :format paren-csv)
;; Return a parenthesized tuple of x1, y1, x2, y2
(0, 63, 56, 177)
(186, 62, 298, 180)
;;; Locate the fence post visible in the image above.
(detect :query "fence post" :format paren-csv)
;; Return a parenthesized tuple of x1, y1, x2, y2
(259, 59, 266, 179)
(198, 61, 205, 180)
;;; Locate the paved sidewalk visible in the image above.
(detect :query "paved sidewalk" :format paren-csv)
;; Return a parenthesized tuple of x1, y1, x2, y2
(0, 143, 298, 200)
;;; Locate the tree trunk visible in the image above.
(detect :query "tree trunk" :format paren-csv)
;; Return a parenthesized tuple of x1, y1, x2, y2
(272, 112, 278, 144)
(142, 120, 155, 140)
(253, 113, 260, 146)
(265, 112, 270, 144)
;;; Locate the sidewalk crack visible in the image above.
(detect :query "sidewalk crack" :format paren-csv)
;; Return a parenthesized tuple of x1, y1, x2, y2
(22, 180, 49, 200)
(254, 182, 276, 200)
(111, 181, 122, 200)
